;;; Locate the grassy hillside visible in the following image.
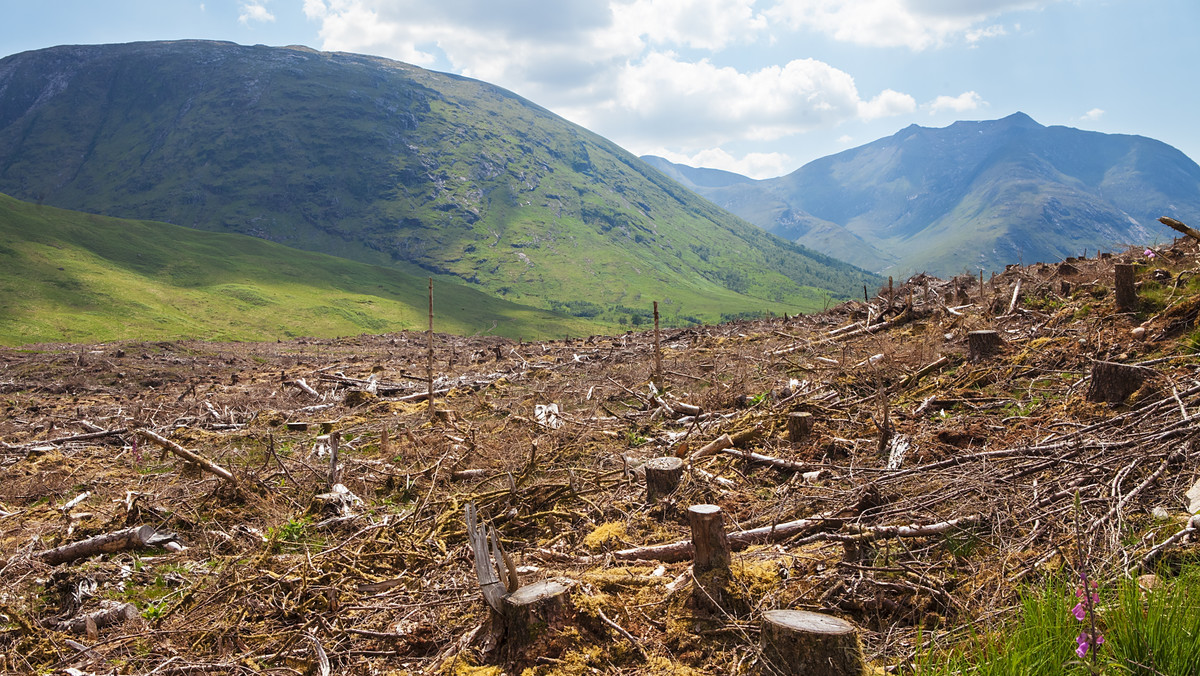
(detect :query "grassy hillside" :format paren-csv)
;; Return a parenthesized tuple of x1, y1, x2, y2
(0, 42, 879, 320)
(0, 193, 604, 346)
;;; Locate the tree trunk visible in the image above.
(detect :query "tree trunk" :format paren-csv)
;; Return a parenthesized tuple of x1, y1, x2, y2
(36, 525, 157, 566)
(967, 330, 1003, 362)
(759, 609, 867, 676)
(645, 456, 684, 503)
(499, 578, 576, 666)
(1086, 360, 1148, 403)
(787, 412, 813, 442)
(57, 601, 139, 635)
(688, 504, 731, 574)
(1114, 263, 1137, 312)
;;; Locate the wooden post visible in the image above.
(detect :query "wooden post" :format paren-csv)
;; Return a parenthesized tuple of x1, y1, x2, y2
(427, 278, 435, 418)
(967, 330, 1003, 362)
(653, 301, 663, 389)
(645, 456, 684, 503)
(688, 504, 731, 575)
(327, 430, 341, 486)
(1086, 361, 1148, 403)
(787, 412, 813, 442)
(759, 609, 867, 676)
(36, 525, 157, 566)
(1114, 264, 1137, 312)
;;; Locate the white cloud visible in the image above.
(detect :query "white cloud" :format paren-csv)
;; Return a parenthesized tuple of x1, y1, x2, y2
(649, 147, 791, 180)
(925, 91, 986, 114)
(859, 89, 917, 121)
(765, 0, 1051, 50)
(1081, 108, 1105, 121)
(611, 0, 766, 51)
(965, 24, 1007, 43)
(239, 1, 276, 24)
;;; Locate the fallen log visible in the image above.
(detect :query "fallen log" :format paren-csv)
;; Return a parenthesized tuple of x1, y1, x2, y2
(1159, 216, 1200, 243)
(135, 429, 237, 484)
(36, 525, 157, 566)
(57, 601, 139, 635)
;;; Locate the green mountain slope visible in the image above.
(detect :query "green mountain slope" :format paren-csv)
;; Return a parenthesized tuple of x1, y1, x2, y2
(0, 41, 878, 321)
(648, 113, 1200, 276)
(0, 192, 600, 346)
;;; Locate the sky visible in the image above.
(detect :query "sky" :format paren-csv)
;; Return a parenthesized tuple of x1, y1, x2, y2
(1, 0, 1197, 179)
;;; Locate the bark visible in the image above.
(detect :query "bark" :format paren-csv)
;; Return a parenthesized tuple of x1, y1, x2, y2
(1086, 360, 1148, 403)
(135, 429, 237, 484)
(759, 609, 867, 676)
(688, 504, 731, 574)
(1114, 263, 1137, 312)
(37, 525, 157, 566)
(967, 330, 1003, 362)
(644, 456, 684, 503)
(787, 412, 813, 442)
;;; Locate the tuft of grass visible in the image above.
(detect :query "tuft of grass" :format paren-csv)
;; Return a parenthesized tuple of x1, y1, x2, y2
(915, 566, 1200, 675)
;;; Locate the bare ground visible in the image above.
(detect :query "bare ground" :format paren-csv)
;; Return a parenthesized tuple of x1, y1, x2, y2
(3, 240, 1200, 675)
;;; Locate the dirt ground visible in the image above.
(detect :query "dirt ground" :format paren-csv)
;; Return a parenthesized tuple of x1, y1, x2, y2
(3, 239, 1200, 675)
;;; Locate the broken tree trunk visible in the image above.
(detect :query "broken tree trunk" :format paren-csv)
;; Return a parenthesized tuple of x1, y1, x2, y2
(1114, 263, 1138, 312)
(36, 525, 157, 566)
(1086, 360, 1148, 403)
(135, 429, 236, 484)
(1159, 216, 1200, 243)
(967, 330, 1003, 362)
(690, 434, 734, 459)
(787, 412, 813, 442)
(759, 609, 867, 676)
(57, 601, 139, 635)
(498, 578, 578, 666)
(688, 504, 731, 575)
(645, 456, 684, 503)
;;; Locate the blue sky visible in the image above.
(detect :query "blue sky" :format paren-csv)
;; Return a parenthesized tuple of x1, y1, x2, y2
(2, 1, 1197, 179)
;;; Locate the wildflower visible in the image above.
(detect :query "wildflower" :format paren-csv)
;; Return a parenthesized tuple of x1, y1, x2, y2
(1144, 248, 1156, 258)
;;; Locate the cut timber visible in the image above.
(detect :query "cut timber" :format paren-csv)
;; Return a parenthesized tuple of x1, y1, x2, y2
(1086, 360, 1148, 403)
(967, 330, 1003, 362)
(1160, 216, 1200, 243)
(499, 578, 576, 666)
(135, 429, 236, 484)
(688, 504, 731, 574)
(691, 434, 734, 459)
(759, 609, 867, 676)
(1114, 264, 1138, 312)
(57, 601, 139, 635)
(787, 412, 813, 442)
(37, 525, 157, 566)
(645, 456, 684, 503)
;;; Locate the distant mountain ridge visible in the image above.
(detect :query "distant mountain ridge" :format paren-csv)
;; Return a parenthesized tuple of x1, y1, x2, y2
(645, 113, 1200, 276)
(0, 40, 879, 325)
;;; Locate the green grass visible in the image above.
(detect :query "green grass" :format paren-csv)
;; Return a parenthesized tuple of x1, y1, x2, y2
(0, 193, 600, 345)
(914, 566, 1200, 675)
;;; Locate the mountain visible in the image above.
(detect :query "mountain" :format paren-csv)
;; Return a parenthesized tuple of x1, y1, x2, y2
(0, 192, 601, 346)
(0, 41, 878, 325)
(646, 113, 1200, 276)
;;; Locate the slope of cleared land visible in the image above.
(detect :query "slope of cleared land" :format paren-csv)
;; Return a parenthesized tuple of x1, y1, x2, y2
(2, 233, 1200, 674)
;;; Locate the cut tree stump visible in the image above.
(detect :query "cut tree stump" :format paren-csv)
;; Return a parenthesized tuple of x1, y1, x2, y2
(787, 412, 813, 442)
(688, 504, 731, 574)
(1114, 263, 1138, 312)
(1086, 361, 1148, 403)
(759, 609, 867, 676)
(645, 456, 684, 503)
(36, 525, 157, 566)
(499, 577, 577, 666)
(967, 330, 1003, 362)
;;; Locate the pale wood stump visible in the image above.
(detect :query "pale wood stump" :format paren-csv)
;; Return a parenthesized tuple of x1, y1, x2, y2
(759, 609, 867, 676)
(645, 456, 684, 503)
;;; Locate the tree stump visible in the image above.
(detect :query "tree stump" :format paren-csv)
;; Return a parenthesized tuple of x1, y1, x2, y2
(645, 456, 684, 503)
(759, 609, 867, 676)
(1114, 263, 1137, 312)
(1086, 360, 1148, 403)
(688, 504, 731, 574)
(967, 330, 1003, 362)
(787, 412, 813, 443)
(499, 578, 576, 665)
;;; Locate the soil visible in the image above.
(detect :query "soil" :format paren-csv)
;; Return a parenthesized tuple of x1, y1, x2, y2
(3, 240, 1200, 675)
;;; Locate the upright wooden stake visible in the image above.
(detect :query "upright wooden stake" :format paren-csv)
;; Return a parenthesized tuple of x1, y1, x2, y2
(653, 301, 663, 389)
(427, 277, 435, 419)
(1114, 264, 1137, 312)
